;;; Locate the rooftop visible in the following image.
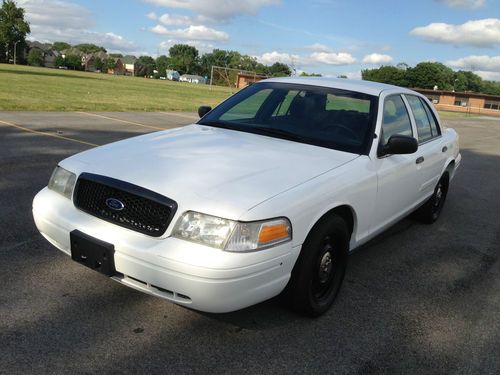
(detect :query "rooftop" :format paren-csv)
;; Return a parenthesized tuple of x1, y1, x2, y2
(264, 77, 414, 96)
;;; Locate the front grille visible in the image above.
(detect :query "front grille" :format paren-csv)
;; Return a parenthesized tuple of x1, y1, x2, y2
(73, 173, 177, 237)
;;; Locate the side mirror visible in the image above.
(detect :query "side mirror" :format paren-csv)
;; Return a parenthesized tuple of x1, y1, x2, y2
(378, 135, 418, 156)
(198, 105, 212, 118)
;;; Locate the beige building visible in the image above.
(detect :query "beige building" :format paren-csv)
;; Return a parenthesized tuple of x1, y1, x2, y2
(415, 88, 500, 117)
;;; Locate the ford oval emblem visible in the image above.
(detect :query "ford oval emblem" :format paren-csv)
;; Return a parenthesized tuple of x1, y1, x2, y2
(105, 198, 125, 211)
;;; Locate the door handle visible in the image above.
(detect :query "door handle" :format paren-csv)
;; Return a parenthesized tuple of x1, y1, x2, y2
(442, 146, 448, 153)
(416, 156, 425, 164)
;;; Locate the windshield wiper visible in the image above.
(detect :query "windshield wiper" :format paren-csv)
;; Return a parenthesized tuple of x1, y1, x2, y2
(256, 127, 306, 142)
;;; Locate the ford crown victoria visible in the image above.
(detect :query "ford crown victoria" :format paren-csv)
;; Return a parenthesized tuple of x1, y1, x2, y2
(33, 78, 461, 316)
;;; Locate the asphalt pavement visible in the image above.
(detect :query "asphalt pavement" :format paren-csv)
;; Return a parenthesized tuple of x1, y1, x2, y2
(0, 111, 499, 374)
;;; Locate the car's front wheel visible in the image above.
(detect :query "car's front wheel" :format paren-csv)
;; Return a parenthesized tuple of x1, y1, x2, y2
(283, 215, 349, 317)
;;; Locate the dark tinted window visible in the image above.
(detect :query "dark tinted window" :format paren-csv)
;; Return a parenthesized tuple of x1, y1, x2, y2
(381, 95, 412, 145)
(199, 82, 377, 154)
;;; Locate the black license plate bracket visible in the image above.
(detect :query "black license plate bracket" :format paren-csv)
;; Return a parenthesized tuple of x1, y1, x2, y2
(70, 230, 116, 276)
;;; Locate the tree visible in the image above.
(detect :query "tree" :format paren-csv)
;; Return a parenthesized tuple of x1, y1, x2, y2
(267, 62, 291, 77)
(406, 62, 455, 90)
(64, 54, 81, 70)
(94, 56, 104, 72)
(362, 65, 408, 86)
(156, 54, 169, 77)
(453, 70, 482, 92)
(136, 55, 156, 77)
(52, 41, 70, 52)
(27, 48, 43, 66)
(0, 0, 30, 63)
(73, 43, 106, 54)
(55, 54, 64, 67)
(300, 71, 322, 77)
(169, 44, 199, 74)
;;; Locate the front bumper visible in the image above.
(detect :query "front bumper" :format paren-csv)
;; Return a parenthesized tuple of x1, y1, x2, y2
(33, 188, 300, 313)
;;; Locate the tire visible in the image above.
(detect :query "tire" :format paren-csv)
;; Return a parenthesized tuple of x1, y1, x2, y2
(414, 174, 449, 224)
(283, 215, 350, 317)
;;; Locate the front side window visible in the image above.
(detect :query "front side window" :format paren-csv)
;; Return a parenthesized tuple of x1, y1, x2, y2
(381, 95, 413, 145)
(199, 82, 377, 154)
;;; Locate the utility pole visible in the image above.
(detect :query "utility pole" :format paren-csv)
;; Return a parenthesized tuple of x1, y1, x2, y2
(14, 41, 20, 64)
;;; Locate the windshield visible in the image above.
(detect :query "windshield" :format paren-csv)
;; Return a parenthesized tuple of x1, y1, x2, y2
(199, 82, 378, 154)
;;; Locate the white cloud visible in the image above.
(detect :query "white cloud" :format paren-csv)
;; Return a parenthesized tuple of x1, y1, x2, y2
(447, 55, 500, 72)
(411, 18, 500, 48)
(150, 24, 229, 41)
(147, 12, 158, 20)
(362, 53, 394, 65)
(158, 13, 196, 26)
(305, 43, 333, 52)
(19, 0, 139, 53)
(474, 71, 500, 81)
(309, 52, 356, 65)
(144, 0, 280, 21)
(435, 0, 485, 9)
(18, 0, 92, 29)
(257, 51, 300, 65)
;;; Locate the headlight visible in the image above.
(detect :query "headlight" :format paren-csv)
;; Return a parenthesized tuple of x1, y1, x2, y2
(48, 166, 76, 199)
(172, 211, 292, 252)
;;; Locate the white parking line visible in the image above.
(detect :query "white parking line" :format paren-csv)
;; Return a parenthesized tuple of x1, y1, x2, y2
(76, 112, 165, 130)
(0, 118, 98, 147)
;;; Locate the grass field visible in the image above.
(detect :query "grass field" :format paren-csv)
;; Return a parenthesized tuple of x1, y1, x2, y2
(0, 64, 233, 111)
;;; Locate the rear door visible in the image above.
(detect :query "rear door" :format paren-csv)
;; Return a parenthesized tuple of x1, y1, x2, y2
(404, 95, 445, 200)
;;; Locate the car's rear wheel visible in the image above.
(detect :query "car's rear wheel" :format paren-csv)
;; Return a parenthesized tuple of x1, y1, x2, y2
(283, 215, 349, 317)
(414, 173, 449, 224)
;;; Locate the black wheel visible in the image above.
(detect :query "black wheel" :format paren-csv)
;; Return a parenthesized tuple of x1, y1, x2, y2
(414, 174, 449, 224)
(283, 215, 349, 317)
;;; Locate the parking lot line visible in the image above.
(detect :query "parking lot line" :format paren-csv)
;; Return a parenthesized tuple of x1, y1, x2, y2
(0, 118, 98, 147)
(160, 112, 198, 121)
(77, 112, 165, 130)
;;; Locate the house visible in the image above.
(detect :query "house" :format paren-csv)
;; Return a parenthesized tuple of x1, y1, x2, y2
(107, 58, 125, 75)
(81, 54, 96, 72)
(180, 74, 207, 84)
(236, 72, 267, 88)
(122, 55, 137, 76)
(166, 69, 180, 81)
(60, 47, 83, 58)
(415, 88, 500, 117)
(26, 41, 59, 68)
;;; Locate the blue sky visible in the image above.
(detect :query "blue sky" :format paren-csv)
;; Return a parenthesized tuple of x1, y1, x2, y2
(18, 0, 500, 80)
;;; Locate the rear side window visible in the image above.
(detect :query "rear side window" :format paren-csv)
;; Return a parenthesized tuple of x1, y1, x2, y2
(381, 95, 413, 145)
(406, 95, 433, 143)
(406, 95, 441, 143)
(420, 97, 441, 138)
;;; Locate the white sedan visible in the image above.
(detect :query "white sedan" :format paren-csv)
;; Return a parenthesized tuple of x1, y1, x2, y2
(33, 78, 461, 316)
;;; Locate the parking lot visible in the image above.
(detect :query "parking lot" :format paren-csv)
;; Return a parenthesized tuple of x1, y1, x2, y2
(1, 111, 499, 374)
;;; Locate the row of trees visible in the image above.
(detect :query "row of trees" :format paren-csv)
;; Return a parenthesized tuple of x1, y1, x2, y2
(362, 62, 500, 95)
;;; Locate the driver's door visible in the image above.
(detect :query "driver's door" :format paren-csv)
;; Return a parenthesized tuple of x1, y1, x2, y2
(371, 94, 421, 233)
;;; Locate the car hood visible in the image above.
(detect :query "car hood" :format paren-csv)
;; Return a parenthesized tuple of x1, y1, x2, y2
(64, 125, 359, 219)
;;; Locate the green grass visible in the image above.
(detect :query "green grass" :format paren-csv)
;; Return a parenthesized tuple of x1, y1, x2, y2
(0, 64, 233, 111)
(437, 110, 481, 119)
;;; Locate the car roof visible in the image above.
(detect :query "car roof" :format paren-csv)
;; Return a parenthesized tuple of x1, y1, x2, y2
(262, 77, 415, 96)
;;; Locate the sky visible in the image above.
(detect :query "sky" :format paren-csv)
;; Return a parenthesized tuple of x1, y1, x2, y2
(17, 0, 500, 80)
